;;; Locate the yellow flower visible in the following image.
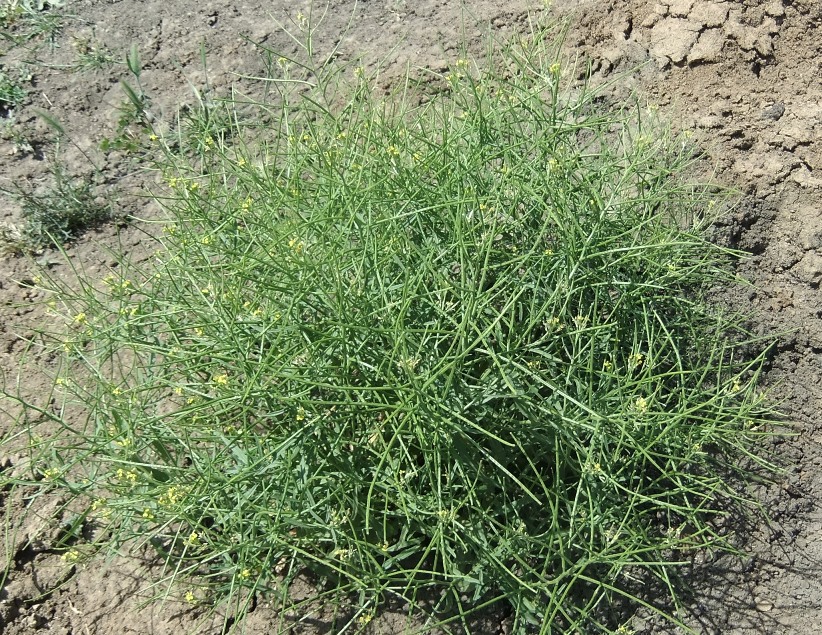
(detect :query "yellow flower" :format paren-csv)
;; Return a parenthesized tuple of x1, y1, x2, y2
(386, 145, 400, 157)
(42, 468, 61, 480)
(90, 498, 107, 512)
(549, 62, 561, 75)
(296, 407, 306, 422)
(547, 316, 563, 331)
(188, 182, 199, 192)
(585, 461, 603, 476)
(238, 568, 251, 580)
(61, 549, 82, 564)
(213, 373, 229, 386)
(73, 312, 87, 324)
(142, 508, 155, 520)
(635, 396, 648, 413)
(628, 353, 644, 370)
(184, 590, 196, 604)
(185, 531, 200, 547)
(116, 468, 138, 484)
(159, 485, 185, 507)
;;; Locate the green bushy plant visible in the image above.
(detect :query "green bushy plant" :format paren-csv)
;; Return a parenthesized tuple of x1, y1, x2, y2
(0, 64, 28, 112)
(4, 22, 775, 634)
(0, 161, 111, 252)
(0, 0, 64, 49)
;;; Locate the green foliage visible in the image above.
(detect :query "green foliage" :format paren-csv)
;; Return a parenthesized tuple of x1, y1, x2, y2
(0, 65, 28, 112)
(68, 35, 117, 71)
(4, 23, 776, 634)
(0, 0, 64, 49)
(1, 162, 111, 251)
(100, 45, 153, 153)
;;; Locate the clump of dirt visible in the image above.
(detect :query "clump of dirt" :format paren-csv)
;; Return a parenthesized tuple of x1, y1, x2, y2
(1, 0, 821, 633)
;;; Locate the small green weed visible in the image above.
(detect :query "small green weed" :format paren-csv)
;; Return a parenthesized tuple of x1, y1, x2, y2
(100, 45, 154, 153)
(0, 162, 111, 252)
(69, 34, 116, 71)
(0, 114, 35, 154)
(3, 19, 776, 635)
(0, 0, 64, 49)
(0, 65, 28, 113)
(29, 34, 118, 72)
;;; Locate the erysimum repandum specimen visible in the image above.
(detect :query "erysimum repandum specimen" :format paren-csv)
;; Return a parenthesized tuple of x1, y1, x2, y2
(6, 19, 776, 635)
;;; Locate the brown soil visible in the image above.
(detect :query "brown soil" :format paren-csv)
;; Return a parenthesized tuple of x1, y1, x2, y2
(1, 0, 820, 633)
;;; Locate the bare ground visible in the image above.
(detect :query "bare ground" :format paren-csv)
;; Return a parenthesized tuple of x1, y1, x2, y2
(1, 0, 821, 633)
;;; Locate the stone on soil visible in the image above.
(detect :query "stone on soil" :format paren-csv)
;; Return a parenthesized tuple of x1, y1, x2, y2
(794, 252, 822, 285)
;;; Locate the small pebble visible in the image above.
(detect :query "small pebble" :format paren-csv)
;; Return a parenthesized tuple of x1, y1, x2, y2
(761, 102, 785, 121)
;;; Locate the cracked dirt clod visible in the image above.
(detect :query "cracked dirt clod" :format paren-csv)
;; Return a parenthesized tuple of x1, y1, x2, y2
(650, 17, 701, 64)
(688, 27, 725, 64)
(668, 0, 696, 17)
(689, 0, 730, 28)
